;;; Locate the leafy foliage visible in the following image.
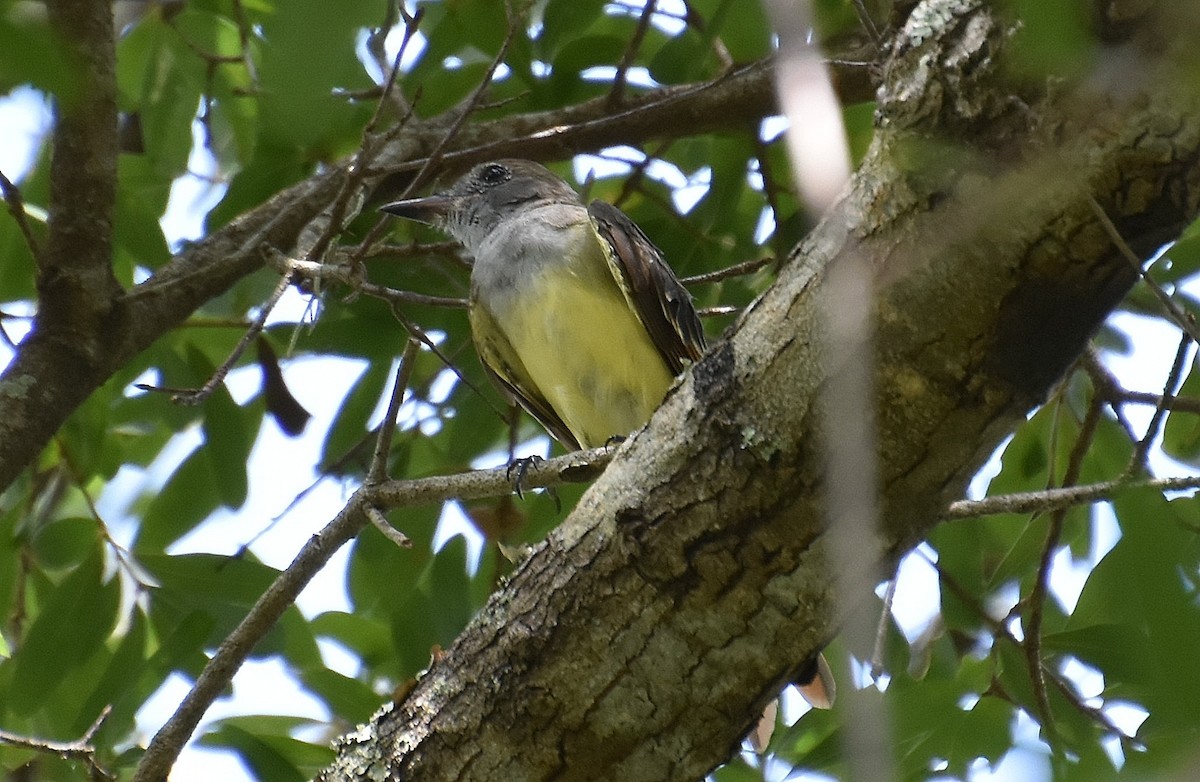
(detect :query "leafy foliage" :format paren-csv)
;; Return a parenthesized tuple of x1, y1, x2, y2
(0, 0, 1198, 780)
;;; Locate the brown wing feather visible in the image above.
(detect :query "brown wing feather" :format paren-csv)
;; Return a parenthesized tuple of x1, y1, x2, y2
(588, 200, 706, 375)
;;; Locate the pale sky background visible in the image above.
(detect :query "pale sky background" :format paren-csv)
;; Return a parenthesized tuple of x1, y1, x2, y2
(0, 7, 1190, 779)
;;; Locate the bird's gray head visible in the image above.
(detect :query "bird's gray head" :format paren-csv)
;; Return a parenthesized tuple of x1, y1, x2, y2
(380, 159, 580, 253)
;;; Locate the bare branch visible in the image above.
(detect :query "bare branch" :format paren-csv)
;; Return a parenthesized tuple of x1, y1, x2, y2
(608, 0, 657, 108)
(1129, 333, 1192, 471)
(0, 169, 40, 261)
(0, 705, 114, 781)
(130, 444, 612, 782)
(1091, 196, 1200, 344)
(943, 474, 1200, 520)
(368, 339, 421, 484)
(1024, 391, 1104, 746)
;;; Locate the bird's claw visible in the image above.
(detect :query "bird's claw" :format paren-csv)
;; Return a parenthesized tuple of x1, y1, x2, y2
(506, 454, 545, 499)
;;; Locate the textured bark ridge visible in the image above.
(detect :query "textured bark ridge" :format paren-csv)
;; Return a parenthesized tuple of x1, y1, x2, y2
(319, 2, 1200, 780)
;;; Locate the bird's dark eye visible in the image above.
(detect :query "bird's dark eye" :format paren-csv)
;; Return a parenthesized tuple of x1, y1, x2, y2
(478, 163, 509, 185)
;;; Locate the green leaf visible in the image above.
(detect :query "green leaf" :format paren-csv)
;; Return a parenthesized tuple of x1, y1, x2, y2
(1163, 364, 1200, 463)
(1148, 234, 1200, 286)
(137, 445, 222, 552)
(114, 155, 172, 270)
(9, 551, 119, 715)
(0, 9, 79, 99)
(200, 723, 305, 782)
(540, 0, 608, 56)
(203, 717, 335, 777)
(142, 552, 280, 648)
(299, 668, 380, 723)
(180, 343, 252, 509)
(1068, 490, 1200, 727)
(321, 360, 390, 471)
(710, 0, 771, 62)
(76, 608, 149, 739)
(31, 516, 96, 570)
(310, 610, 391, 668)
(254, 0, 375, 150)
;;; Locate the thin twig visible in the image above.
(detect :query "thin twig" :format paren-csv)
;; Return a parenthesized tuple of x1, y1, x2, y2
(0, 705, 114, 781)
(1090, 196, 1200, 344)
(394, 13, 517, 199)
(1083, 349, 1150, 441)
(230, 0, 258, 85)
(850, 0, 882, 46)
(361, 240, 470, 268)
(365, 504, 413, 548)
(273, 253, 468, 309)
(150, 270, 292, 405)
(347, 8, 518, 269)
(368, 339, 421, 484)
(304, 10, 425, 267)
(943, 473, 1200, 519)
(925, 551, 1142, 750)
(1109, 389, 1200, 415)
(1047, 671, 1144, 754)
(386, 301, 509, 427)
(1024, 391, 1104, 747)
(366, 446, 613, 508)
(611, 140, 672, 206)
(681, 256, 774, 285)
(609, 0, 658, 108)
(55, 436, 157, 590)
(1128, 333, 1192, 472)
(129, 445, 612, 782)
(871, 573, 898, 678)
(0, 169, 41, 260)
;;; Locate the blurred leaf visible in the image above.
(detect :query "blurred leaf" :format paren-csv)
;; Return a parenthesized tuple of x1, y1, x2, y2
(76, 608, 149, 739)
(137, 445, 222, 552)
(299, 668, 379, 723)
(254, 0, 375, 151)
(1148, 233, 1200, 286)
(321, 360, 390, 472)
(1163, 364, 1200, 463)
(142, 553, 292, 654)
(1068, 490, 1200, 727)
(1003, 0, 1096, 79)
(311, 610, 392, 669)
(540, 0, 608, 56)
(0, 7, 79, 98)
(30, 516, 95, 570)
(201, 720, 332, 782)
(9, 551, 119, 715)
(185, 344, 252, 508)
(257, 336, 311, 436)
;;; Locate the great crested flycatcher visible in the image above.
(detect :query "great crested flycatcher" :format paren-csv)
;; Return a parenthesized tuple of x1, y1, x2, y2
(381, 158, 833, 710)
(381, 158, 706, 449)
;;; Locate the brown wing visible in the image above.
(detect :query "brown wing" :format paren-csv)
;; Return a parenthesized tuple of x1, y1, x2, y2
(468, 298, 582, 450)
(588, 200, 706, 375)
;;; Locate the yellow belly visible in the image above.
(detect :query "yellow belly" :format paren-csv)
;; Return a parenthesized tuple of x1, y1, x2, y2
(504, 269, 673, 448)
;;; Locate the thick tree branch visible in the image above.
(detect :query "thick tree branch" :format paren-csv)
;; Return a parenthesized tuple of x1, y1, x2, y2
(130, 444, 612, 782)
(319, 2, 1200, 779)
(0, 0, 121, 489)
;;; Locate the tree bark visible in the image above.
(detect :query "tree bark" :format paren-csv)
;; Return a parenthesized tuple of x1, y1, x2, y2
(319, 1, 1200, 780)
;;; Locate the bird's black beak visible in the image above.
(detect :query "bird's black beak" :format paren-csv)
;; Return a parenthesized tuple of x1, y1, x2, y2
(380, 194, 456, 225)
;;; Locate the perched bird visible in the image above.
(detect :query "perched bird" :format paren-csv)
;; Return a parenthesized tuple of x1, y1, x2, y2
(381, 158, 834, 712)
(382, 158, 705, 450)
